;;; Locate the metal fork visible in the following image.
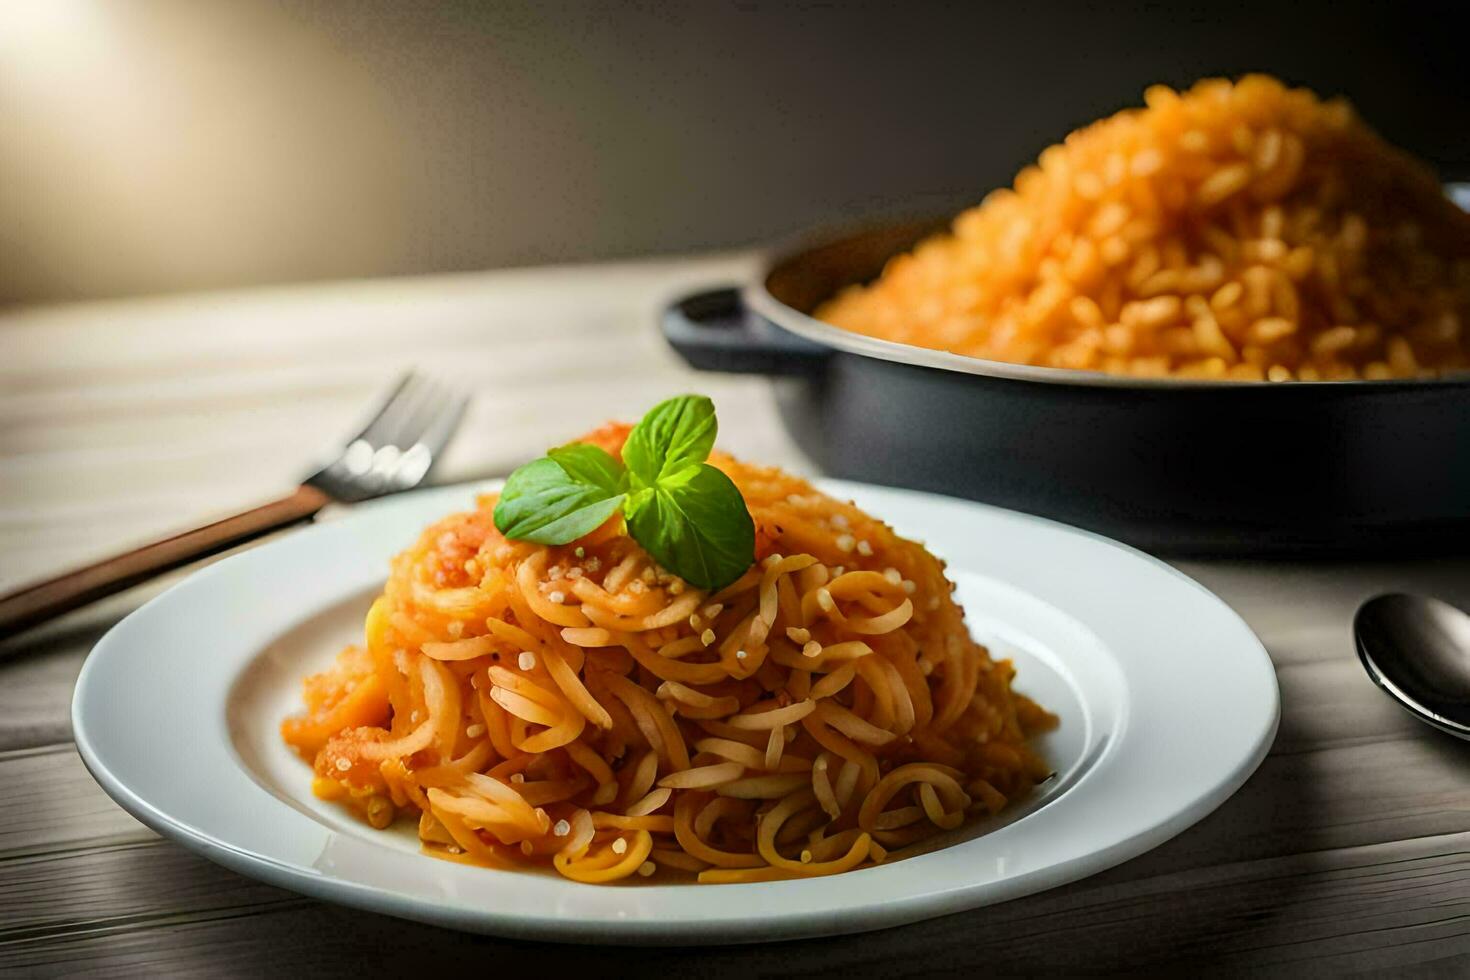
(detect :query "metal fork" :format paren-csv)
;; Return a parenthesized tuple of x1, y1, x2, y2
(0, 372, 468, 638)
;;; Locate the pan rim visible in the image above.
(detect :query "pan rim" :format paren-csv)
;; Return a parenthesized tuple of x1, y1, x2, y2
(746, 214, 1470, 392)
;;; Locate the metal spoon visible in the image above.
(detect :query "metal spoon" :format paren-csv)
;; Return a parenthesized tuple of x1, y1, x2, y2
(1354, 593, 1470, 740)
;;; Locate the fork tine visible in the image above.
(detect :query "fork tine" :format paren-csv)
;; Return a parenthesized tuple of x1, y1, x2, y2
(412, 387, 469, 461)
(308, 372, 468, 500)
(357, 372, 433, 449)
(343, 370, 417, 446)
(376, 382, 468, 491)
(389, 378, 452, 450)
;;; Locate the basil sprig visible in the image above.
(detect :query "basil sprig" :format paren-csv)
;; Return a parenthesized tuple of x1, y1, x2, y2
(492, 395, 756, 590)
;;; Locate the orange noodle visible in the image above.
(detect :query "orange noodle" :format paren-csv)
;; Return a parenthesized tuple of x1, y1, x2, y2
(282, 421, 1057, 882)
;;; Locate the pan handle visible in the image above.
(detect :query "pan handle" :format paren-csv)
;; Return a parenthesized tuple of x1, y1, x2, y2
(662, 287, 830, 376)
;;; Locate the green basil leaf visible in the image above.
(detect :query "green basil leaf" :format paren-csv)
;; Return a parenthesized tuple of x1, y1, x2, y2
(493, 456, 626, 545)
(622, 394, 717, 490)
(547, 443, 626, 495)
(625, 462, 754, 590)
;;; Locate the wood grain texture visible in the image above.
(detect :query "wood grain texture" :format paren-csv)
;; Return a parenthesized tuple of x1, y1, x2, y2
(1, 254, 1467, 975)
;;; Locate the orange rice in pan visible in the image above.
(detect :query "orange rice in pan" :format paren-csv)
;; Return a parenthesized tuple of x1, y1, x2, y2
(818, 75, 1470, 381)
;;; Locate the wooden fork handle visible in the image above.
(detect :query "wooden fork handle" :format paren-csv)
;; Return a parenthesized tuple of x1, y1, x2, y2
(0, 485, 331, 639)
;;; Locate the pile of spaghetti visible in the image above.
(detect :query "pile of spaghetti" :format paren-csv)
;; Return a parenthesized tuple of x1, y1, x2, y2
(283, 424, 1055, 883)
(817, 75, 1470, 380)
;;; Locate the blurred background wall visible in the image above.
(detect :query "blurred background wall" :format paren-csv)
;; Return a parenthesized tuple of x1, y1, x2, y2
(2, 0, 1466, 306)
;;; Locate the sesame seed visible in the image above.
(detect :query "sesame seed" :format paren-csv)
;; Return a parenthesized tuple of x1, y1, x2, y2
(668, 580, 684, 595)
(800, 849, 813, 863)
(689, 614, 702, 630)
(574, 547, 585, 558)
(786, 494, 803, 505)
(447, 845, 463, 854)
(814, 755, 828, 771)
(553, 819, 571, 837)
(510, 773, 525, 783)
(447, 621, 464, 638)
(736, 649, 748, 660)
(816, 589, 836, 612)
(465, 723, 486, 738)
(919, 657, 935, 677)
(611, 837, 628, 855)
(637, 861, 656, 877)
(927, 597, 940, 610)
(568, 567, 583, 579)
(642, 567, 657, 583)
(831, 514, 850, 530)
(831, 566, 845, 578)
(518, 651, 537, 670)
(902, 580, 917, 594)
(335, 757, 352, 772)
(410, 710, 422, 723)
(802, 641, 822, 658)
(700, 629, 716, 646)
(883, 568, 902, 585)
(763, 553, 783, 566)
(629, 581, 646, 594)
(548, 591, 566, 604)
(703, 603, 724, 618)
(835, 534, 855, 553)
(521, 841, 534, 856)
(548, 566, 564, 579)
(585, 557, 601, 572)
(856, 540, 873, 556)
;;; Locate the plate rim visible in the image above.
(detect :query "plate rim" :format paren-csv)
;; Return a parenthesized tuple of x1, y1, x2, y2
(72, 479, 1279, 944)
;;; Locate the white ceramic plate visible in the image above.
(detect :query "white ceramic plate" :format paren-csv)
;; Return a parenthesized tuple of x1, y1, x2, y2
(73, 480, 1278, 945)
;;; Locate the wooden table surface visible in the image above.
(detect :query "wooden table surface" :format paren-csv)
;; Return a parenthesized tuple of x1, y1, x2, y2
(2, 255, 1469, 976)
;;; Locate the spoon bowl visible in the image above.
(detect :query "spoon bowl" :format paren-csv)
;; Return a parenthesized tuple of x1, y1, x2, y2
(1354, 592, 1470, 740)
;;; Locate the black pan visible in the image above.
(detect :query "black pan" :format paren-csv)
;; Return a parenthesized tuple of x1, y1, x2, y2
(662, 219, 1470, 556)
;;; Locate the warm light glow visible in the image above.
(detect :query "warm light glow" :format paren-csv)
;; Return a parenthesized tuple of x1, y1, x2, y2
(0, 0, 405, 303)
(0, 0, 112, 61)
